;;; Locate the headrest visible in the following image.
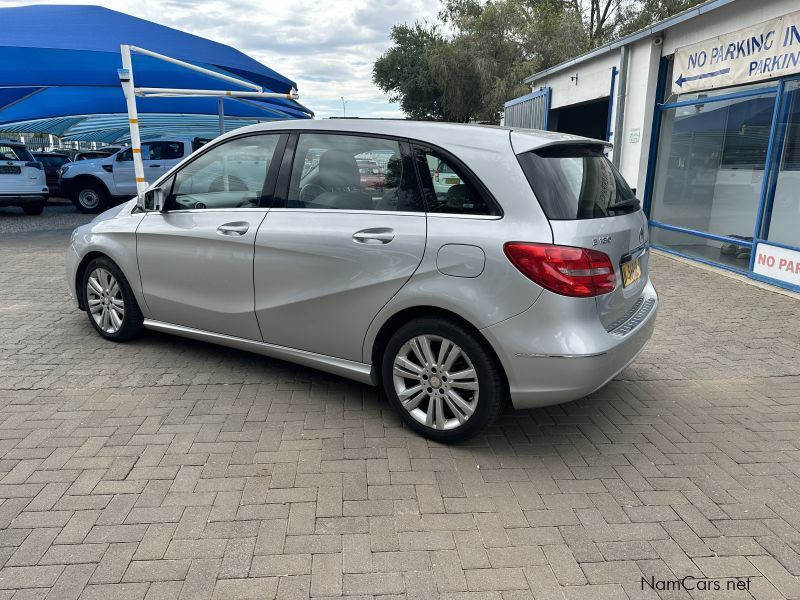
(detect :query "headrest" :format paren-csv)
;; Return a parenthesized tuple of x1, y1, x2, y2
(445, 184, 472, 208)
(384, 154, 402, 188)
(318, 150, 359, 189)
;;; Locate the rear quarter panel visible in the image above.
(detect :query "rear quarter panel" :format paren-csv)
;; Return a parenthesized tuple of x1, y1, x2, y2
(362, 134, 553, 363)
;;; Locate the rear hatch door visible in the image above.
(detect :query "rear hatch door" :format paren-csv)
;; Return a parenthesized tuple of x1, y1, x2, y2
(515, 140, 649, 329)
(0, 143, 42, 194)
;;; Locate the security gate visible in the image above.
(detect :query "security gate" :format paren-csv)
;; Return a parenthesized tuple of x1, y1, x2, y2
(503, 87, 551, 130)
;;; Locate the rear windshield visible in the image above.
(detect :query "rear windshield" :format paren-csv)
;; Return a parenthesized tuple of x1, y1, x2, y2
(517, 144, 640, 220)
(0, 144, 33, 162)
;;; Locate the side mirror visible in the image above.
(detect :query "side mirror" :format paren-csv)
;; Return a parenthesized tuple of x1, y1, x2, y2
(138, 187, 164, 211)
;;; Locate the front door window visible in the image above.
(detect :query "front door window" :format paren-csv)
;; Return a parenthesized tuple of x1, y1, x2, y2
(167, 135, 280, 210)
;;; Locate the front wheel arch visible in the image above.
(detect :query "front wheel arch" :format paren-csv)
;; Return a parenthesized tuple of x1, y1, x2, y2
(75, 251, 114, 310)
(81, 256, 144, 341)
(70, 177, 110, 212)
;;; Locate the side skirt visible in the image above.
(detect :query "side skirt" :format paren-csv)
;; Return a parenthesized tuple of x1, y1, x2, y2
(143, 319, 377, 386)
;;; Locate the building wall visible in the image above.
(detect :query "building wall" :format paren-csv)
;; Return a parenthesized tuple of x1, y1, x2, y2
(526, 0, 799, 195)
(531, 52, 618, 110)
(618, 37, 662, 194)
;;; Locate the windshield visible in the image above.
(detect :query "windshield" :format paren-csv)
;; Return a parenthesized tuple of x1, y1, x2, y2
(517, 144, 639, 220)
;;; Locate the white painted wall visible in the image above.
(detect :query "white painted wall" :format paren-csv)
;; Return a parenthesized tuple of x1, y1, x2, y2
(617, 37, 662, 193)
(531, 52, 619, 109)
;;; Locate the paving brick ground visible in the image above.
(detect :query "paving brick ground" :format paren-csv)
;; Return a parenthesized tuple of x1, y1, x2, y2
(0, 207, 799, 599)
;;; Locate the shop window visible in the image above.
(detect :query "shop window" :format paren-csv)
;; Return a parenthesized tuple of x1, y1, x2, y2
(649, 91, 776, 267)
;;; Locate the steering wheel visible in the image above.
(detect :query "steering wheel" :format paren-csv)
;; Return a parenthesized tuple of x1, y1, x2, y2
(235, 198, 255, 208)
(299, 183, 326, 205)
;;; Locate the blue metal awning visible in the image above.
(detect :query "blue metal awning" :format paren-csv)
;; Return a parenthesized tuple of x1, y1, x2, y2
(0, 5, 313, 142)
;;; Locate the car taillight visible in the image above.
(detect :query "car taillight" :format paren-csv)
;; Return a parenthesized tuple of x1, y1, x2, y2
(503, 242, 616, 297)
(25, 161, 43, 170)
(434, 169, 440, 182)
(102, 164, 113, 173)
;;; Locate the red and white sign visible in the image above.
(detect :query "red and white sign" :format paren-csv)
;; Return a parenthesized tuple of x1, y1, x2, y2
(753, 243, 800, 286)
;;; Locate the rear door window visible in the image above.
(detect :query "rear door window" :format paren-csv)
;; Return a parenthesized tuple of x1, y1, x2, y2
(283, 133, 424, 212)
(517, 144, 640, 220)
(414, 147, 498, 216)
(162, 142, 185, 160)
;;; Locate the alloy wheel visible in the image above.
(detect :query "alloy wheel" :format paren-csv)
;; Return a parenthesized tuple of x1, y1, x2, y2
(86, 267, 125, 334)
(392, 334, 479, 430)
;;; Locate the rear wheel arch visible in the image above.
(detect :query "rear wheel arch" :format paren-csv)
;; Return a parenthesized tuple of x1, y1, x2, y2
(369, 306, 507, 386)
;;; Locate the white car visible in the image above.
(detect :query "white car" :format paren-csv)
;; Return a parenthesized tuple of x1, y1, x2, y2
(0, 139, 48, 215)
(59, 137, 208, 213)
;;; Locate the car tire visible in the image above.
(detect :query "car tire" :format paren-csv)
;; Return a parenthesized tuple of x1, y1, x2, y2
(72, 181, 108, 214)
(381, 317, 505, 442)
(21, 202, 44, 215)
(81, 257, 144, 342)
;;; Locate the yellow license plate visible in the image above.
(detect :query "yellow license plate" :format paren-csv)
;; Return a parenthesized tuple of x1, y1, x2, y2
(621, 257, 642, 288)
(445, 177, 459, 184)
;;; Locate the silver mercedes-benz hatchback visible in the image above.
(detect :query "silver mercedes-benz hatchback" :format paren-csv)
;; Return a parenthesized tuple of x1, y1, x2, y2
(66, 120, 657, 442)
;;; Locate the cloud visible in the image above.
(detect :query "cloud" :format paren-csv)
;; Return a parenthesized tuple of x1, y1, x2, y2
(0, 0, 438, 118)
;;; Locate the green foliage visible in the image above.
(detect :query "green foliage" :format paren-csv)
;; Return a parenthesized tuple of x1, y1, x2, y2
(372, 24, 447, 121)
(373, 0, 706, 123)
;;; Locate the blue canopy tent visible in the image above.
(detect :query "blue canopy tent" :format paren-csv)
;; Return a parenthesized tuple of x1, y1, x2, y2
(0, 5, 313, 143)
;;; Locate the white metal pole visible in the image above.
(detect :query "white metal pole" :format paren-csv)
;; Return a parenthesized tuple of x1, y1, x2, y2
(130, 46, 263, 92)
(134, 87, 298, 99)
(120, 44, 148, 195)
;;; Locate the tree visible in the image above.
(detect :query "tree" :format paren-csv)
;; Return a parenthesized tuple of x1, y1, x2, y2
(374, 0, 706, 123)
(372, 24, 448, 121)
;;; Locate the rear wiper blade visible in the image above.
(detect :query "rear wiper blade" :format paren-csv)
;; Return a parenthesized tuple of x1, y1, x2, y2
(607, 198, 641, 211)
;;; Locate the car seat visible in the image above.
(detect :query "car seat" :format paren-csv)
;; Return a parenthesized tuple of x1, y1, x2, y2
(305, 150, 373, 211)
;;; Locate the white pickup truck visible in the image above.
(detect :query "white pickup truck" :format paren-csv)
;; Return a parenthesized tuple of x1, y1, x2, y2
(59, 136, 208, 213)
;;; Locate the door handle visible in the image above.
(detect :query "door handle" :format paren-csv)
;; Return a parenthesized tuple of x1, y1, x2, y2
(149, 164, 161, 168)
(217, 222, 250, 236)
(352, 228, 395, 244)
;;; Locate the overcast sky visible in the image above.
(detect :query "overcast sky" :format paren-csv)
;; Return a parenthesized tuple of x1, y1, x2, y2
(2, 0, 439, 118)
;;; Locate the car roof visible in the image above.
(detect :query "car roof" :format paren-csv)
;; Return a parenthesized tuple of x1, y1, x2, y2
(0, 139, 25, 147)
(225, 120, 607, 153)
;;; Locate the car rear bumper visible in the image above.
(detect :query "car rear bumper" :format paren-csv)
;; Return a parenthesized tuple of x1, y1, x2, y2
(482, 280, 658, 410)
